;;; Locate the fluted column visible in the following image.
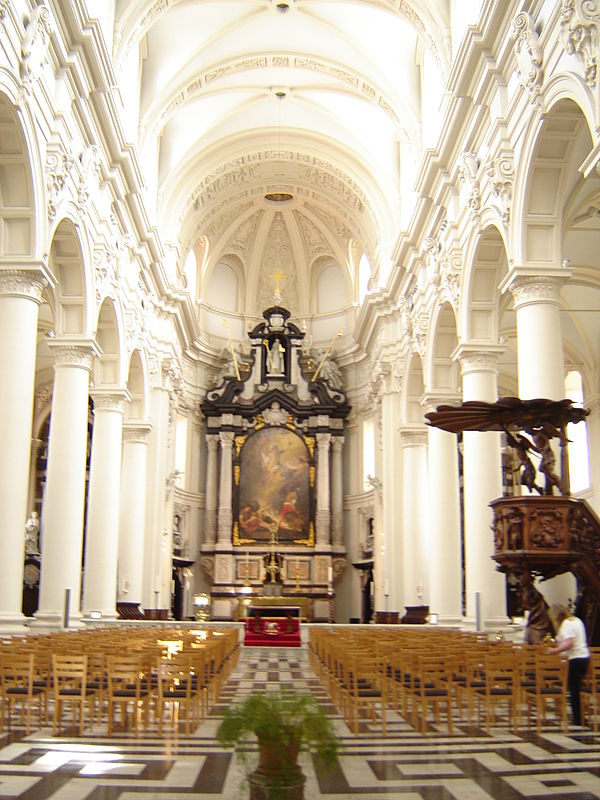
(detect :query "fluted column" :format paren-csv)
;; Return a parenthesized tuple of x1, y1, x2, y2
(400, 428, 429, 607)
(502, 268, 570, 400)
(455, 345, 506, 628)
(204, 435, 218, 545)
(82, 390, 128, 619)
(117, 422, 151, 609)
(0, 270, 45, 631)
(217, 430, 234, 545)
(331, 436, 344, 549)
(316, 433, 331, 547)
(425, 393, 462, 624)
(34, 342, 97, 629)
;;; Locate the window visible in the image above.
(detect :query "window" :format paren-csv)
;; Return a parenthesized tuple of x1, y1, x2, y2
(565, 371, 590, 494)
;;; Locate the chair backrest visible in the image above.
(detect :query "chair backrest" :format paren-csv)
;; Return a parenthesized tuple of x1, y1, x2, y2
(52, 654, 88, 696)
(1, 652, 35, 693)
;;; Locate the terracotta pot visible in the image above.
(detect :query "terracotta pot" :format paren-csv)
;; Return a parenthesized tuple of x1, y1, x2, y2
(255, 737, 301, 776)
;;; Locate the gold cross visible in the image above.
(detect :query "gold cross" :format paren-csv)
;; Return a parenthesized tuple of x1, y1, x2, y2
(269, 267, 286, 294)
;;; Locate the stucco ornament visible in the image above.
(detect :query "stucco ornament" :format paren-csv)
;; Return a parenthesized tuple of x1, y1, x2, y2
(560, 0, 599, 88)
(512, 12, 544, 109)
(20, 5, 51, 88)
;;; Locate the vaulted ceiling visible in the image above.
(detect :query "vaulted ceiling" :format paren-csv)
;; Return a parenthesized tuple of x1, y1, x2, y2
(111, 0, 452, 328)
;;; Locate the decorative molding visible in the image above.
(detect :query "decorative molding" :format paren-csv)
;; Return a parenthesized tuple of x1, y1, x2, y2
(486, 150, 514, 224)
(90, 391, 128, 414)
(512, 11, 544, 109)
(458, 151, 481, 216)
(78, 145, 102, 211)
(19, 5, 51, 89)
(45, 144, 74, 221)
(261, 401, 289, 427)
(560, 0, 599, 89)
(0, 1, 9, 20)
(399, 429, 428, 447)
(35, 382, 53, 414)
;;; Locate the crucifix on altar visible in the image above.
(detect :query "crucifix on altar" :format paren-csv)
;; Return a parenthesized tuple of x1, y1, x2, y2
(269, 267, 286, 304)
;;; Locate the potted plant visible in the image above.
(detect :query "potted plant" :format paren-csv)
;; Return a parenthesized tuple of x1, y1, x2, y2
(217, 689, 338, 800)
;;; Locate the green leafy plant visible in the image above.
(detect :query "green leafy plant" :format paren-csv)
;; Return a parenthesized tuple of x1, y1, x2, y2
(217, 689, 338, 797)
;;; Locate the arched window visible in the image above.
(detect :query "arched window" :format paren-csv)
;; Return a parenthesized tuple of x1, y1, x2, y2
(565, 370, 590, 494)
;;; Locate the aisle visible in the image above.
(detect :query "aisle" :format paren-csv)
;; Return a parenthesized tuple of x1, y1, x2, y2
(1, 644, 600, 798)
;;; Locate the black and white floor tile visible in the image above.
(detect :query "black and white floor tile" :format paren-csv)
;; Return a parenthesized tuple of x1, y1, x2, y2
(2, 645, 600, 798)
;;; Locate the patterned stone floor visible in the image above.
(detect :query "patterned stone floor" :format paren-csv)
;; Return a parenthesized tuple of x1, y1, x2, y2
(2, 644, 600, 798)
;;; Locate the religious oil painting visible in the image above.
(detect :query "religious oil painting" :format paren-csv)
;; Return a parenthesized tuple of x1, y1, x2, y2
(238, 428, 310, 542)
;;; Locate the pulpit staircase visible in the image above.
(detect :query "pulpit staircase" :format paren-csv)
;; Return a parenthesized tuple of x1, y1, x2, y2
(491, 496, 600, 645)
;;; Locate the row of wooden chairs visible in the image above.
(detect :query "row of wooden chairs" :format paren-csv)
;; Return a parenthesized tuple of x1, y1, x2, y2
(309, 627, 578, 736)
(0, 625, 240, 737)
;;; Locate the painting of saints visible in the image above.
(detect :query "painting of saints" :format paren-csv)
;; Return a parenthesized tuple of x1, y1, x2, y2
(238, 428, 310, 542)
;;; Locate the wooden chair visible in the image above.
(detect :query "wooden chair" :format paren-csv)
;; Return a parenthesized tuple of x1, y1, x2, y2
(581, 652, 600, 730)
(155, 656, 195, 737)
(105, 655, 151, 737)
(340, 652, 387, 736)
(1, 653, 46, 734)
(52, 654, 99, 735)
(524, 654, 568, 733)
(473, 650, 518, 733)
(411, 654, 454, 735)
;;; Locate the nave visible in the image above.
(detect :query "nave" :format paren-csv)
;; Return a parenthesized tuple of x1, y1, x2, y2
(2, 639, 600, 799)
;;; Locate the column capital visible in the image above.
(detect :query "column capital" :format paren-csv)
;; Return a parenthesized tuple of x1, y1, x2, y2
(90, 389, 131, 415)
(499, 265, 572, 309)
(399, 427, 428, 447)
(421, 391, 462, 414)
(316, 432, 332, 448)
(0, 269, 46, 303)
(122, 421, 152, 444)
(48, 339, 100, 371)
(219, 430, 235, 448)
(453, 343, 505, 376)
(206, 433, 219, 449)
(331, 436, 345, 453)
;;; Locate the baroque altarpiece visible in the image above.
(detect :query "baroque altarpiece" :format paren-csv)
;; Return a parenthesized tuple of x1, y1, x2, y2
(200, 306, 350, 621)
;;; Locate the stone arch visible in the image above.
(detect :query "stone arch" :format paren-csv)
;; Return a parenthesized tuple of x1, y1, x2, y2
(460, 225, 509, 345)
(94, 297, 124, 388)
(125, 349, 149, 422)
(0, 91, 39, 260)
(48, 217, 94, 338)
(513, 92, 597, 268)
(403, 352, 425, 425)
(426, 301, 459, 395)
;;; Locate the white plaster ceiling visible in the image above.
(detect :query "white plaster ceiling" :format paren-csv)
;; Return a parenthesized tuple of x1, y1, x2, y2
(113, 0, 451, 323)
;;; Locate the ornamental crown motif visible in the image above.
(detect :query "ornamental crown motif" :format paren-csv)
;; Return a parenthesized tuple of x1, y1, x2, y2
(262, 401, 289, 427)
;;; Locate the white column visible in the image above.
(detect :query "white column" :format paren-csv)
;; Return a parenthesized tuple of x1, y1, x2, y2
(586, 394, 600, 518)
(117, 422, 151, 609)
(425, 394, 463, 624)
(217, 430, 234, 545)
(502, 268, 570, 400)
(0, 271, 45, 632)
(142, 386, 170, 611)
(455, 345, 506, 628)
(34, 342, 97, 629)
(204, 435, 218, 545)
(82, 391, 128, 619)
(503, 267, 575, 604)
(316, 433, 331, 547)
(400, 428, 429, 607)
(380, 382, 402, 614)
(331, 436, 344, 549)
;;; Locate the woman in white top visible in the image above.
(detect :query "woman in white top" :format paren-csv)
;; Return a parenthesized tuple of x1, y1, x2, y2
(547, 603, 590, 726)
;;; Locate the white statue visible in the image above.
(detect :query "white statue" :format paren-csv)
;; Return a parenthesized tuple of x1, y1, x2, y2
(24, 510, 40, 555)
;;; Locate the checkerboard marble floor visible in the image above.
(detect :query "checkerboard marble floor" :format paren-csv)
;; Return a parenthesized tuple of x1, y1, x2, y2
(2, 644, 600, 799)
